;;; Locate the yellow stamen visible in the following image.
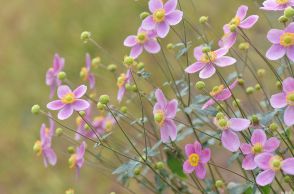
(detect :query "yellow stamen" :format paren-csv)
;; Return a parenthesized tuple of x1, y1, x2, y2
(251, 143, 263, 154)
(153, 9, 166, 23)
(33, 140, 42, 156)
(286, 92, 294, 106)
(210, 85, 225, 96)
(276, 0, 289, 4)
(80, 67, 89, 81)
(230, 17, 241, 26)
(68, 154, 77, 169)
(117, 73, 127, 88)
(200, 51, 217, 63)
(188, 153, 200, 167)
(61, 93, 76, 104)
(280, 32, 294, 47)
(136, 32, 148, 44)
(154, 110, 165, 126)
(269, 155, 283, 171)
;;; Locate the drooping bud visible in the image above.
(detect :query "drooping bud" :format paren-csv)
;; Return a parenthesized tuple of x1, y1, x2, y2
(246, 87, 254, 94)
(238, 42, 250, 50)
(80, 31, 91, 43)
(238, 78, 244, 86)
(195, 81, 205, 90)
(269, 122, 278, 131)
(251, 115, 259, 125)
(140, 12, 150, 20)
(137, 62, 145, 70)
(257, 69, 266, 77)
(99, 95, 110, 105)
(97, 102, 105, 111)
(120, 106, 128, 114)
(284, 7, 294, 18)
(166, 43, 174, 50)
(133, 167, 141, 176)
(92, 57, 101, 68)
(58, 71, 66, 80)
(55, 128, 63, 136)
(215, 180, 225, 188)
(31, 104, 40, 115)
(155, 161, 164, 170)
(79, 111, 86, 117)
(67, 146, 75, 154)
(278, 16, 288, 23)
(107, 64, 117, 72)
(199, 16, 208, 24)
(232, 99, 241, 107)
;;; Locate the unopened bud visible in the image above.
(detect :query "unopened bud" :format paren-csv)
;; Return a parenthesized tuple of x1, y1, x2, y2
(257, 69, 266, 77)
(31, 104, 40, 115)
(55, 128, 63, 136)
(238, 42, 250, 50)
(251, 115, 259, 125)
(133, 167, 141, 176)
(155, 161, 164, 169)
(167, 43, 174, 50)
(80, 31, 91, 43)
(276, 81, 282, 89)
(67, 146, 75, 154)
(99, 95, 110, 105)
(79, 111, 86, 117)
(199, 16, 208, 24)
(140, 12, 150, 20)
(269, 123, 278, 131)
(238, 78, 245, 86)
(120, 106, 128, 114)
(279, 16, 288, 23)
(107, 64, 117, 72)
(58, 71, 66, 80)
(215, 180, 225, 188)
(195, 81, 205, 90)
(137, 62, 145, 70)
(284, 7, 294, 18)
(97, 102, 105, 111)
(232, 99, 241, 107)
(246, 87, 254, 94)
(255, 84, 261, 90)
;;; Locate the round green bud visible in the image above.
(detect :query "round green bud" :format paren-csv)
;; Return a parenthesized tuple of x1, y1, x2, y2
(97, 102, 105, 111)
(269, 122, 278, 131)
(79, 111, 86, 117)
(140, 12, 150, 20)
(31, 104, 40, 115)
(238, 78, 245, 86)
(166, 43, 174, 50)
(232, 99, 241, 107)
(65, 189, 75, 194)
(202, 46, 211, 53)
(124, 56, 134, 66)
(131, 85, 138, 92)
(276, 81, 282, 90)
(120, 106, 128, 114)
(279, 15, 288, 23)
(238, 42, 250, 50)
(257, 69, 266, 77)
(133, 167, 141, 176)
(67, 146, 75, 154)
(155, 161, 164, 170)
(284, 7, 294, 18)
(80, 31, 91, 43)
(58, 71, 66, 80)
(110, 192, 116, 194)
(99, 95, 110, 105)
(251, 115, 259, 125)
(92, 57, 101, 68)
(107, 64, 117, 72)
(199, 16, 208, 24)
(284, 175, 291, 183)
(137, 62, 145, 70)
(195, 81, 205, 90)
(218, 119, 228, 128)
(215, 180, 224, 188)
(55, 128, 63, 136)
(246, 87, 255, 94)
(125, 83, 132, 91)
(230, 24, 237, 32)
(255, 84, 261, 91)
(216, 112, 224, 120)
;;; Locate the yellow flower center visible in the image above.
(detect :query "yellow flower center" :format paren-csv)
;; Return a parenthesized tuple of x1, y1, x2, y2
(136, 32, 148, 44)
(76, 117, 82, 126)
(210, 85, 225, 96)
(251, 143, 263, 154)
(80, 67, 89, 81)
(105, 120, 113, 132)
(33, 140, 42, 156)
(200, 51, 217, 63)
(68, 154, 77, 168)
(153, 9, 166, 23)
(154, 110, 165, 126)
(230, 17, 241, 26)
(269, 155, 283, 171)
(286, 92, 294, 105)
(276, 0, 289, 4)
(117, 73, 127, 88)
(188, 153, 200, 167)
(65, 189, 75, 194)
(61, 93, 76, 104)
(280, 32, 294, 47)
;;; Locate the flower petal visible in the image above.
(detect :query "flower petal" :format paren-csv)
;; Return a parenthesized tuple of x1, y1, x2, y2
(124, 35, 137, 47)
(283, 77, 294, 93)
(57, 85, 72, 99)
(85, 53, 91, 70)
(285, 22, 294, 33)
(149, 0, 163, 13)
(267, 29, 283, 44)
(266, 44, 286, 60)
(270, 92, 287, 108)
(160, 119, 177, 142)
(200, 148, 211, 163)
(166, 99, 178, 118)
(242, 154, 257, 170)
(194, 46, 203, 60)
(164, 0, 177, 14)
(221, 130, 240, 152)
(183, 160, 195, 173)
(256, 169, 276, 186)
(240, 143, 252, 155)
(156, 22, 170, 38)
(236, 5, 248, 21)
(239, 15, 259, 29)
(229, 118, 250, 131)
(184, 62, 206, 73)
(263, 137, 280, 152)
(155, 88, 167, 107)
(214, 47, 228, 57)
(117, 87, 125, 103)
(73, 99, 90, 111)
(142, 16, 156, 30)
(214, 56, 236, 67)
(166, 10, 183, 25)
(287, 46, 294, 62)
(44, 148, 57, 166)
(73, 85, 87, 98)
(251, 129, 267, 145)
(195, 163, 206, 179)
(144, 40, 160, 54)
(254, 153, 273, 170)
(58, 105, 74, 120)
(284, 106, 294, 126)
(130, 44, 143, 59)
(199, 64, 216, 79)
(282, 158, 294, 175)
(185, 144, 195, 157)
(47, 100, 64, 110)
(201, 99, 215, 110)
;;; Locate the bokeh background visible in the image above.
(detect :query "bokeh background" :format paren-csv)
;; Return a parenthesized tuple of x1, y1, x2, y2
(0, 0, 279, 193)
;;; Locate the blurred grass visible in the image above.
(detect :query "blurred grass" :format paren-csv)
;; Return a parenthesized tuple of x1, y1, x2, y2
(0, 0, 279, 193)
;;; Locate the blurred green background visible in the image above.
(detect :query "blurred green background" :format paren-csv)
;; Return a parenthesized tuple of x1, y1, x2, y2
(0, 0, 276, 193)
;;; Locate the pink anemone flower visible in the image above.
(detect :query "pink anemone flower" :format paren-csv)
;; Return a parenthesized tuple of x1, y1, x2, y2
(117, 69, 132, 103)
(46, 54, 64, 98)
(68, 141, 86, 175)
(80, 53, 95, 89)
(261, 0, 294, 11)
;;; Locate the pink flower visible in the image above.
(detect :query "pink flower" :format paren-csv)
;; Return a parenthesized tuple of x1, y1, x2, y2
(46, 54, 64, 98)
(202, 79, 238, 110)
(153, 89, 178, 143)
(80, 53, 95, 89)
(47, 85, 90, 120)
(240, 129, 280, 170)
(255, 153, 294, 186)
(213, 115, 250, 152)
(185, 46, 236, 79)
(183, 141, 211, 179)
(142, 0, 183, 38)
(219, 5, 259, 48)
(124, 27, 160, 59)
(68, 141, 86, 175)
(261, 0, 294, 11)
(117, 69, 132, 102)
(270, 77, 294, 126)
(33, 123, 57, 167)
(266, 22, 294, 61)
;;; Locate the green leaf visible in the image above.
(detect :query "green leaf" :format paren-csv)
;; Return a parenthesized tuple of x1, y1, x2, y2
(166, 150, 187, 178)
(259, 185, 271, 194)
(227, 182, 252, 194)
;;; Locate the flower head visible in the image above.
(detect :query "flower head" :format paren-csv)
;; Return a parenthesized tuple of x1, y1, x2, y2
(183, 141, 211, 179)
(185, 46, 236, 79)
(80, 53, 95, 89)
(240, 129, 280, 170)
(261, 0, 294, 11)
(47, 85, 90, 120)
(255, 153, 294, 186)
(124, 27, 160, 59)
(153, 89, 178, 143)
(213, 114, 250, 152)
(270, 77, 294, 126)
(46, 54, 65, 98)
(266, 22, 294, 61)
(117, 69, 132, 102)
(68, 141, 86, 175)
(142, 0, 183, 38)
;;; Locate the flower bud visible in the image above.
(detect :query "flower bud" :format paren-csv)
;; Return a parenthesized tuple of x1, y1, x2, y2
(202, 46, 211, 53)
(195, 81, 205, 90)
(269, 123, 278, 131)
(107, 64, 117, 72)
(257, 69, 266, 77)
(133, 167, 141, 176)
(67, 146, 75, 154)
(92, 57, 101, 68)
(284, 175, 291, 183)
(125, 83, 132, 91)
(120, 106, 128, 114)
(31, 104, 40, 115)
(255, 84, 261, 91)
(199, 16, 208, 24)
(131, 85, 138, 92)
(276, 81, 282, 89)
(124, 56, 134, 66)
(80, 31, 91, 43)
(79, 111, 86, 117)
(155, 161, 164, 170)
(216, 112, 224, 120)
(99, 95, 110, 105)
(215, 180, 225, 188)
(55, 128, 63, 136)
(218, 119, 228, 128)
(166, 43, 174, 50)
(58, 71, 66, 80)
(232, 99, 241, 107)
(65, 189, 75, 194)
(140, 12, 150, 20)
(137, 62, 145, 70)
(33, 140, 42, 155)
(251, 115, 259, 125)
(246, 87, 254, 94)
(284, 7, 294, 18)
(238, 78, 244, 86)
(97, 102, 105, 111)
(238, 42, 250, 50)
(278, 16, 288, 23)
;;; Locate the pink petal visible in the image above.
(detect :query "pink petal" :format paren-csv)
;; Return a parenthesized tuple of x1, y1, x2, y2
(117, 87, 125, 102)
(194, 46, 203, 60)
(85, 53, 91, 70)
(144, 40, 160, 54)
(240, 143, 252, 155)
(214, 56, 236, 67)
(214, 89, 231, 101)
(73, 85, 87, 98)
(263, 137, 280, 152)
(239, 15, 259, 29)
(270, 92, 287, 108)
(156, 22, 170, 38)
(287, 46, 294, 62)
(229, 118, 250, 131)
(124, 35, 137, 47)
(155, 88, 167, 107)
(214, 47, 228, 57)
(285, 22, 294, 33)
(47, 100, 65, 110)
(199, 64, 216, 79)
(201, 99, 215, 110)
(219, 30, 237, 49)
(183, 160, 195, 173)
(165, 99, 178, 118)
(58, 105, 74, 120)
(283, 77, 294, 93)
(251, 129, 267, 145)
(185, 144, 195, 157)
(164, 0, 177, 14)
(149, 0, 163, 13)
(130, 45, 143, 59)
(44, 148, 57, 166)
(236, 5, 248, 21)
(242, 154, 257, 170)
(77, 141, 86, 159)
(88, 74, 95, 89)
(284, 106, 294, 126)
(267, 29, 283, 44)
(282, 158, 294, 175)
(184, 62, 206, 73)
(194, 141, 203, 154)
(221, 130, 240, 152)
(160, 119, 177, 142)
(165, 10, 183, 25)
(195, 163, 206, 179)
(254, 153, 273, 170)
(57, 85, 72, 99)
(266, 44, 286, 60)
(200, 148, 211, 163)
(142, 16, 156, 30)
(256, 169, 276, 186)
(73, 99, 90, 111)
